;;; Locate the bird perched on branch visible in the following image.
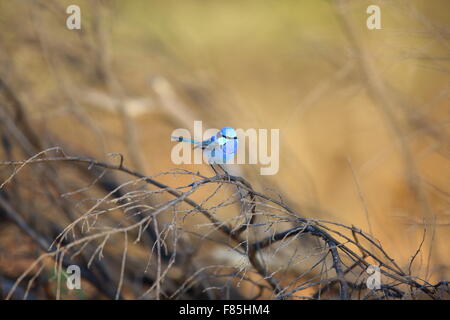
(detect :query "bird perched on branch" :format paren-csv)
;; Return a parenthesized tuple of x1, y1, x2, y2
(172, 127, 238, 174)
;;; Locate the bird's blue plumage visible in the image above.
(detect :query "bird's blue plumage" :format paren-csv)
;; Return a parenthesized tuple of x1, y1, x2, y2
(172, 127, 238, 164)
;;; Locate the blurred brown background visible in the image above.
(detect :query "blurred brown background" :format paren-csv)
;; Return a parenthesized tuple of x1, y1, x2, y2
(0, 0, 449, 298)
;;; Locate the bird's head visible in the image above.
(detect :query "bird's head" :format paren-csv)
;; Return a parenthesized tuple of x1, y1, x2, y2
(219, 127, 237, 140)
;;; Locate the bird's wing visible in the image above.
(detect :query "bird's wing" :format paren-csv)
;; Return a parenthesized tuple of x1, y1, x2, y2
(202, 137, 228, 150)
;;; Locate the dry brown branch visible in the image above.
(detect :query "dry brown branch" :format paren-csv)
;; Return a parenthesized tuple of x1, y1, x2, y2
(0, 151, 447, 300)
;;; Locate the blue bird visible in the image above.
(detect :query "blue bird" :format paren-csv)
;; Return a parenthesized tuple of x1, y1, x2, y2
(172, 127, 238, 174)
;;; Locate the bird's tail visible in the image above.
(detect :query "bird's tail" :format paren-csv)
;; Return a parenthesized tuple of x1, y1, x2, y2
(171, 136, 202, 145)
